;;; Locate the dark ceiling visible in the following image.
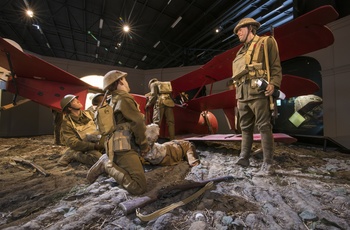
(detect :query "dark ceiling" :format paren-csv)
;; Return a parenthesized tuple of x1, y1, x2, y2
(0, 0, 344, 70)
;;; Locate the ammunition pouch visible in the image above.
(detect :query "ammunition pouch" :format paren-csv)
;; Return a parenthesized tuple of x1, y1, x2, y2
(247, 63, 266, 89)
(247, 63, 265, 77)
(111, 123, 132, 152)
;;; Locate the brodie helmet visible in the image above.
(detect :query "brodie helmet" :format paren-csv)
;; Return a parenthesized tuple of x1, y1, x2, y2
(234, 18, 260, 34)
(60, 94, 78, 110)
(91, 93, 104, 106)
(102, 70, 128, 91)
(148, 78, 158, 88)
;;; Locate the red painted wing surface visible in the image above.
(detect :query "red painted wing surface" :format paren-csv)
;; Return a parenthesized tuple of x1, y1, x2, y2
(0, 37, 97, 111)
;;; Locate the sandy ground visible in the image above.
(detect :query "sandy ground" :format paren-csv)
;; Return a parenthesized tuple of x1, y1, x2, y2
(0, 135, 349, 229)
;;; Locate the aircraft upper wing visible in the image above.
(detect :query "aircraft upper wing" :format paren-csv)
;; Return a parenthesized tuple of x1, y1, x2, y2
(171, 5, 339, 96)
(0, 37, 98, 111)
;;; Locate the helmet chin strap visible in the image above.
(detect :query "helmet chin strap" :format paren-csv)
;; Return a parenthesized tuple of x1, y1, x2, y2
(243, 25, 252, 44)
(69, 106, 80, 111)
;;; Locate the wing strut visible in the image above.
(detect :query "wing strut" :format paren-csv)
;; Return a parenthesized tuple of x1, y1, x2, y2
(4, 51, 19, 106)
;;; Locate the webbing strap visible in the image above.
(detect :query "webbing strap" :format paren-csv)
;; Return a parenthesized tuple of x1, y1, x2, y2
(251, 36, 269, 64)
(262, 36, 275, 111)
(244, 35, 260, 65)
(136, 181, 214, 222)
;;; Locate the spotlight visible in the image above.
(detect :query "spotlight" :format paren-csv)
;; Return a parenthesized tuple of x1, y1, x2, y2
(123, 25, 130, 32)
(215, 26, 223, 33)
(26, 9, 34, 18)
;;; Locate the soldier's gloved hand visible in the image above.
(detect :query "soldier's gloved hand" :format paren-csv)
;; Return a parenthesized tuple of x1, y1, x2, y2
(140, 145, 151, 157)
(94, 143, 104, 151)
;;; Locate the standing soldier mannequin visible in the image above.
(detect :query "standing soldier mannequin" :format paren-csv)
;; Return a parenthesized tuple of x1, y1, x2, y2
(232, 18, 282, 176)
(145, 78, 175, 140)
(87, 70, 150, 195)
(87, 93, 106, 113)
(58, 95, 103, 167)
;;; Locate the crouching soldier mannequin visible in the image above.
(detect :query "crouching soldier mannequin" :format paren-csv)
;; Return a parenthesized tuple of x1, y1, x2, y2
(142, 123, 200, 167)
(58, 94, 103, 167)
(86, 70, 150, 195)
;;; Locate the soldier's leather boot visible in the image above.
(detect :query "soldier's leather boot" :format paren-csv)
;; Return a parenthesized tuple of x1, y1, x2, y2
(235, 131, 253, 167)
(75, 150, 102, 167)
(188, 143, 200, 166)
(54, 130, 62, 145)
(86, 154, 108, 183)
(57, 148, 75, 166)
(255, 129, 275, 177)
(168, 123, 175, 140)
(105, 163, 146, 195)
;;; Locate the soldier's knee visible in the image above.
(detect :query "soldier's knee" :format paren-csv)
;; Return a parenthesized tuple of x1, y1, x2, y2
(128, 181, 147, 195)
(257, 123, 272, 132)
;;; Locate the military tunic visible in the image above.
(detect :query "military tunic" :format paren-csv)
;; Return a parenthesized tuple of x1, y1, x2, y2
(146, 81, 175, 140)
(234, 35, 282, 102)
(60, 110, 102, 166)
(143, 140, 199, 166)
(233, 35, 282, 132)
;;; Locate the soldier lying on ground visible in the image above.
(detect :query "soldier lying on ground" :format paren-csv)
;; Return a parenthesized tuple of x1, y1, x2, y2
(141, 123, 200, 167)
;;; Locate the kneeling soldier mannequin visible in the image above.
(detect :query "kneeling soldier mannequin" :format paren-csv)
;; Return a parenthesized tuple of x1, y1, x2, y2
(86, 70, 150, 195)
(58, 94, 103, 167)
(142, 123, 200, 167)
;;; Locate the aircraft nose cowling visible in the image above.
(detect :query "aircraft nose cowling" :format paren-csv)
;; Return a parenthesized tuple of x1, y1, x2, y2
(196, 111, 218, 134)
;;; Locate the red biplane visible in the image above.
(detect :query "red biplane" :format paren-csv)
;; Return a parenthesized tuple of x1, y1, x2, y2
(0, 6, 338, 142)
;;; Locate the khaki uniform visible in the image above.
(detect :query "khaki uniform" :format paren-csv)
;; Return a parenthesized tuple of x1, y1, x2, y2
(233, 35, 282, 169)
(143, 140, 199, 166)
(146, 81, 175, 140)
(52, 110, 63, 145)
(108, 89, 148, 194)
(59, 110, 102, 167)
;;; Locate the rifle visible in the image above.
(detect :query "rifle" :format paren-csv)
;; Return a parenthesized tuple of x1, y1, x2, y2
(12, 156, 50, 177)
(119, 175, 234, 215)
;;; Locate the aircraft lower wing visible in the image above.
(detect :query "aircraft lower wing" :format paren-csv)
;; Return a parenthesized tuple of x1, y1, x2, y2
(185, 74, 319, 112)
(184, 133, 297, 144)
